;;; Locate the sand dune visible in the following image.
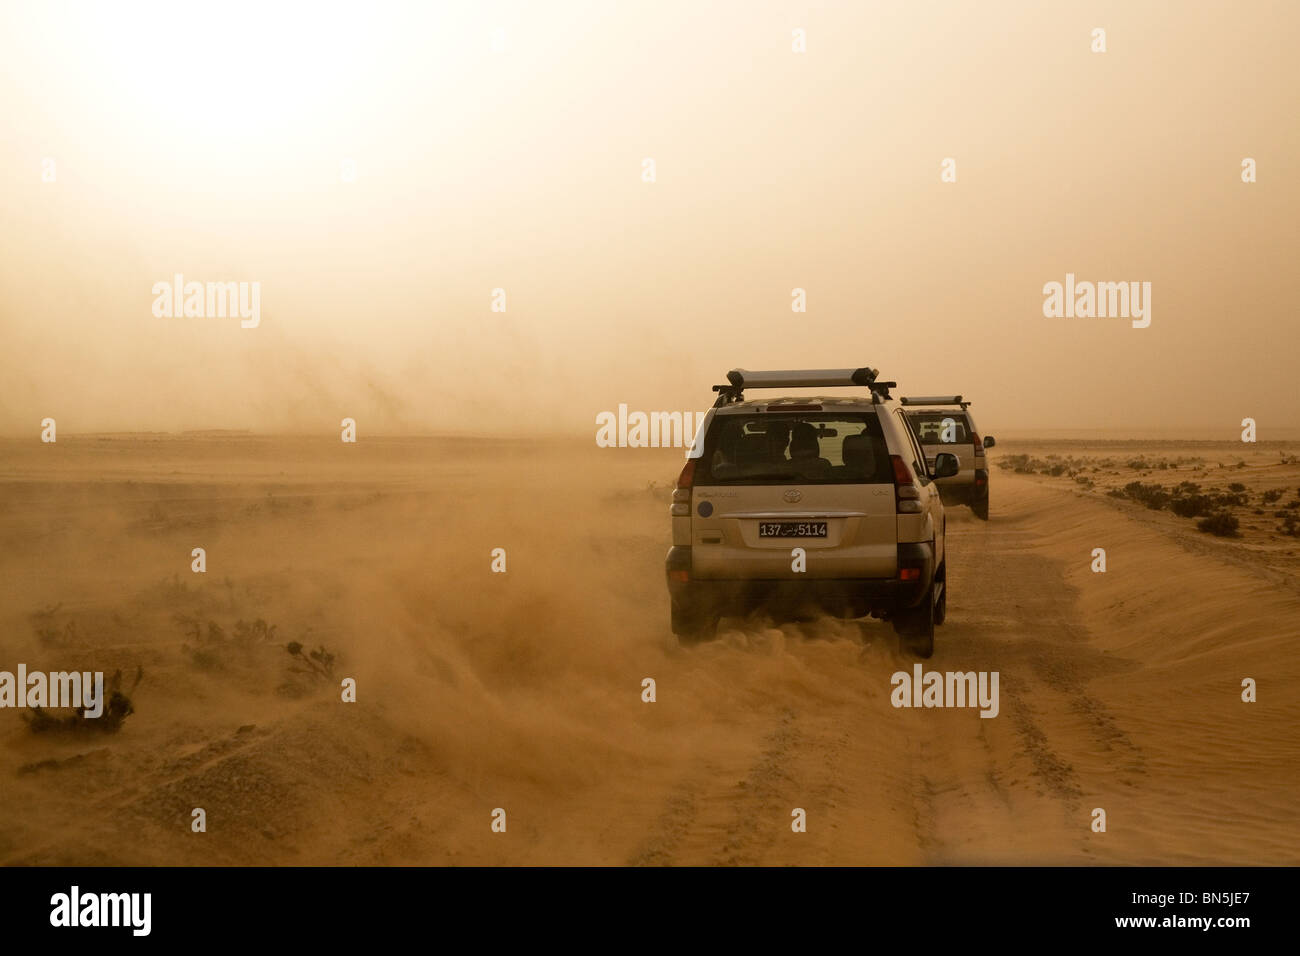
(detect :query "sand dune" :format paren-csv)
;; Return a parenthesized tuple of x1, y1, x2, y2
(0, 436, 1296, 865)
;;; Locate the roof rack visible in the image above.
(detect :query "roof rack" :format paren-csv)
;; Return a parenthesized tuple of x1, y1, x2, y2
(712, 367, 896, 407)
(900, 395, 969, 409)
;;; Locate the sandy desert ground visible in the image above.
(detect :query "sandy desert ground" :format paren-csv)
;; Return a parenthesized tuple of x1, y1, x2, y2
(1, 435, 1297, 865)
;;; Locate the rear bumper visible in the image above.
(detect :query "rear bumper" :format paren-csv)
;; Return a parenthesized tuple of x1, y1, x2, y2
(666, 542, 933, 619)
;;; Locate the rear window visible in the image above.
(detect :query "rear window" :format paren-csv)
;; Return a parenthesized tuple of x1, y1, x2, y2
(904, 411, 972, 445)
(697, 412, 894, 485)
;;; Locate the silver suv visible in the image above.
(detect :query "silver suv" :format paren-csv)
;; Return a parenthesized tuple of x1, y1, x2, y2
(665, 367, 956, 656)
(901, 397, 995, 520)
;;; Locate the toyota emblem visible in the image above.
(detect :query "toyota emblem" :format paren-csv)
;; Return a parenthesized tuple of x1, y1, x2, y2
(783, 489, 802, 503)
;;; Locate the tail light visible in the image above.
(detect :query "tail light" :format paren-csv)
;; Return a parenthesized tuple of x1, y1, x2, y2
(971, 432, 984, 458)
(666, 546, 692, 583)
(672, 458, 695, 516)
(891, 454, 923, 514)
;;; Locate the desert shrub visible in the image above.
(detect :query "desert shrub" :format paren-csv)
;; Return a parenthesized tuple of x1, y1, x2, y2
(998, 454, 1032, 473)
(32, 613, 76, 647)
(24, 668, 141, 733)
(1211, 491, 1248, 508)
(179, 616, 279, 669)
(1120, 481, 1169, 510)
(1262, 489, 1283, 504)
(234, 618, 278, 643)
(1170, 494, 1212, 518)
(1280, 514, 1300, 537)
(287, 642, 336, 679)
(1228, 482, 1246, 493)
(1197, 512, 1239, 536)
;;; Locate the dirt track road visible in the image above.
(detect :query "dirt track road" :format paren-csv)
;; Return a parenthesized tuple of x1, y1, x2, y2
(616, 471, 1300, 867)
(1, 440, 1296, 865)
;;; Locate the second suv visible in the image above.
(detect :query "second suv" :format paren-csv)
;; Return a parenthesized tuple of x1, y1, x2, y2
(901, 397, 995, 520)
(665, 367, 957, 657)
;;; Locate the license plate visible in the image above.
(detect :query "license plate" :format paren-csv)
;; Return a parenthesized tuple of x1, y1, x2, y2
(758, 521, 828, 538)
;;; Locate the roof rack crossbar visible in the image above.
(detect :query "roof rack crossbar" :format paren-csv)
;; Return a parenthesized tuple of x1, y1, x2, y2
(714, 367, 895, 405)
(900, 395, 969, 408)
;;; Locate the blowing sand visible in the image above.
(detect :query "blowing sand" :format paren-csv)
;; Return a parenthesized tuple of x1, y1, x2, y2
(0, 436, 1296, 865)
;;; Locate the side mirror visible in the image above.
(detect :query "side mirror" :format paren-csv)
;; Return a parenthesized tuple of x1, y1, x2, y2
(932, 453, 960, 479)
(982, 436, 996, 449)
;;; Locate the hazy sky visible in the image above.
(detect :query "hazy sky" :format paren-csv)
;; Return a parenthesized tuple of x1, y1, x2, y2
(2, 1, 1297, 437)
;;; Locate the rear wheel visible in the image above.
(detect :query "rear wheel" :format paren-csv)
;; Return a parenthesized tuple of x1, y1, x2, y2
(894, 585, 935, 658)
(972, 496, 989, 520)
(671, 602, 717, 645)
(933, 562, 947, 626)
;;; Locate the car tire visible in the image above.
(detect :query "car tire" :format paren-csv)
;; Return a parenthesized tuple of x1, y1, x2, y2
(894, 585, 936, 658)
(933, 562, 947, 627)
(672, 603, 717, 645)
(972, 496, 989, 520)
